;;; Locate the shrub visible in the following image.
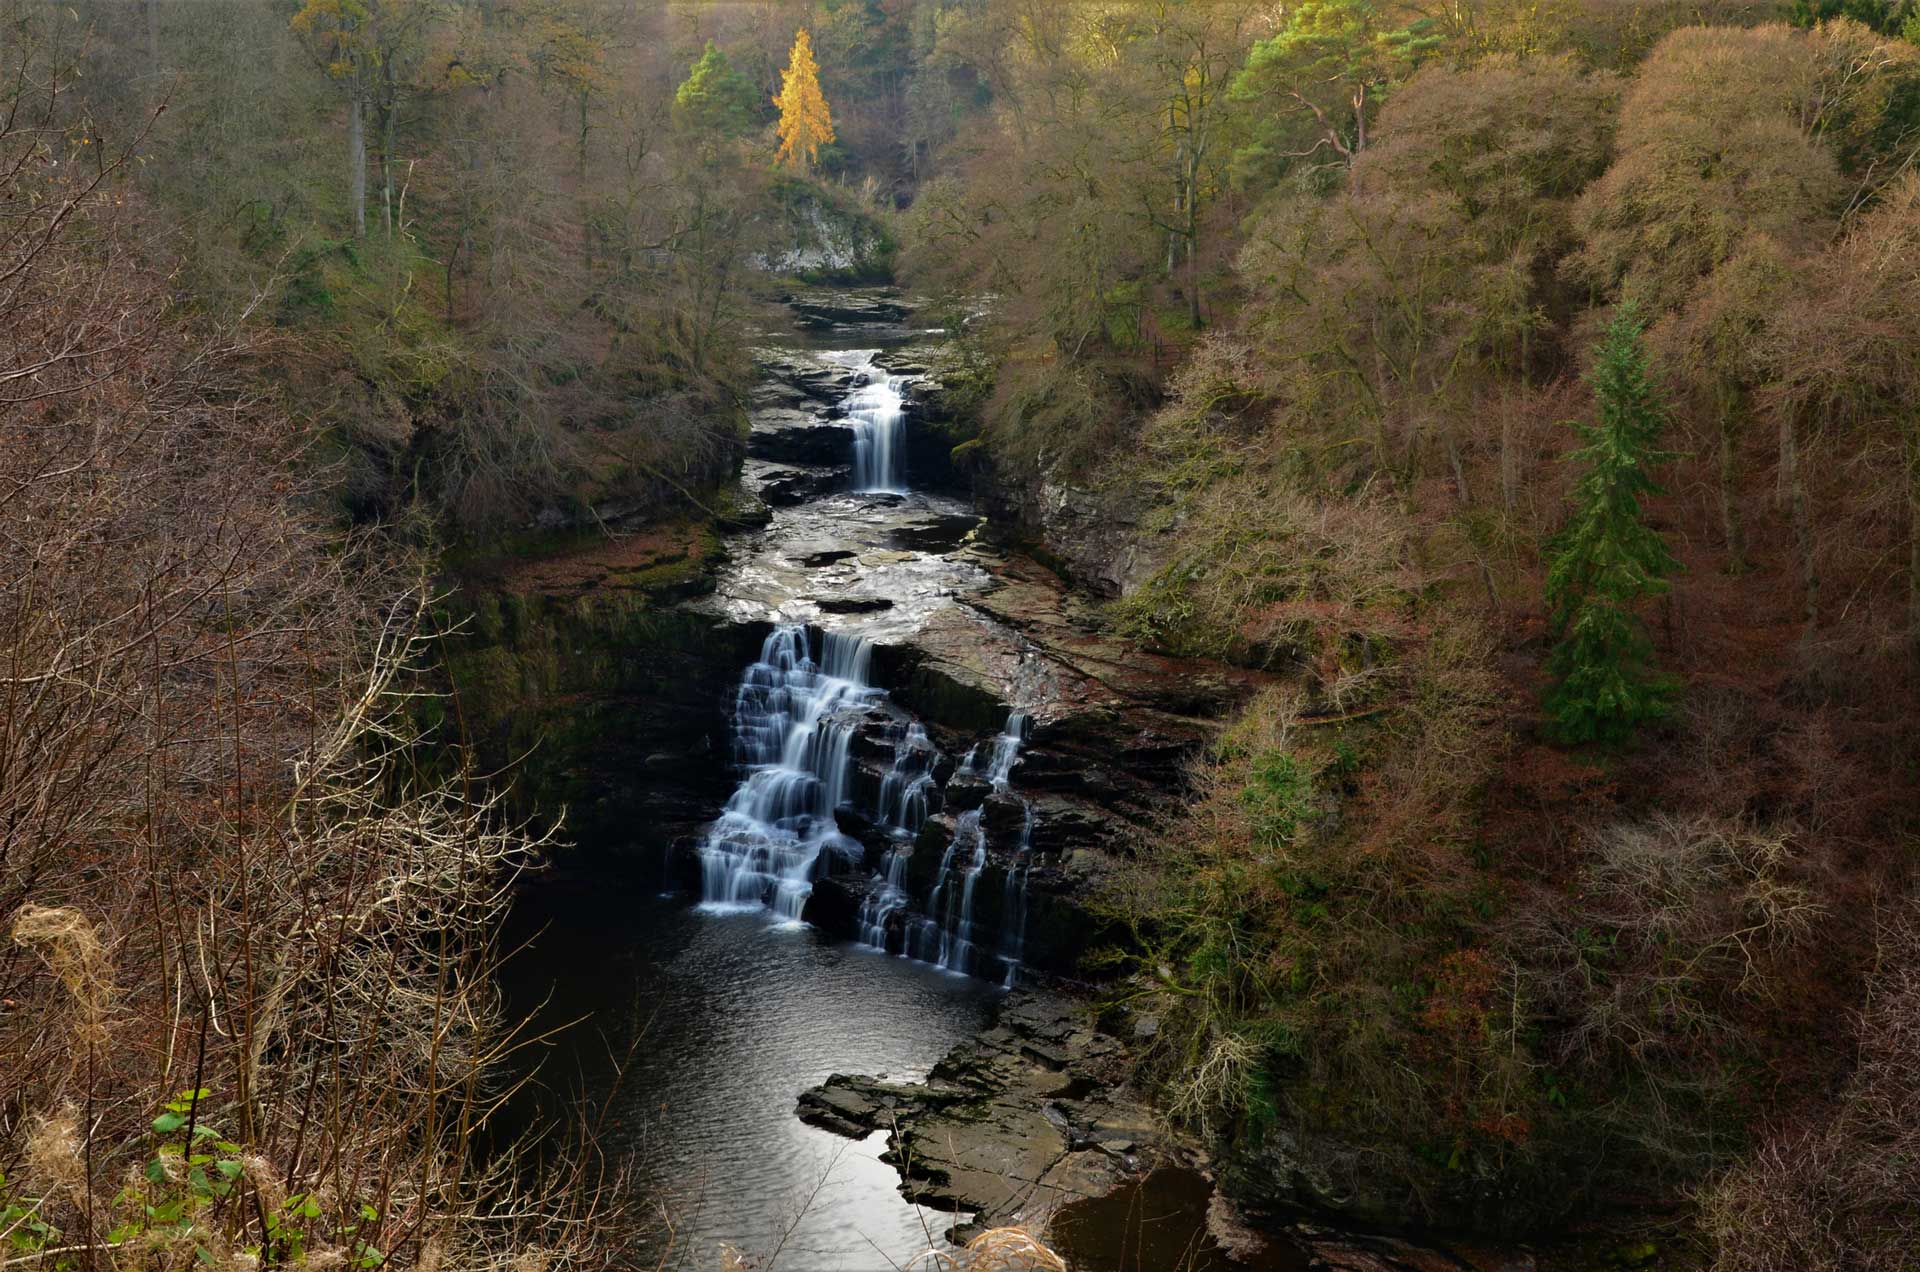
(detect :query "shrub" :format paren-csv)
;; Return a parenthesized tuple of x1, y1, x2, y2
(1698, 903, 1920, 1271)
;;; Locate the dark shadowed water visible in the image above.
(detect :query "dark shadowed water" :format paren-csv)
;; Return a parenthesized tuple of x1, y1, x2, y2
(499, 871, 998, 1272)
(1049, 1169, 1308, 1272)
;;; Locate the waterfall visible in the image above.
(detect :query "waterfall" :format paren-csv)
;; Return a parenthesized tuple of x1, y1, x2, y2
(907, 712, 1031, 980)
(857, 844, 911, 949)
(858, 724, 939, 952)
(875, 723, 936, 835)
(699, 624, 877, 922)
(998, 802, 1035, 989)
(842, 355, 905, 494)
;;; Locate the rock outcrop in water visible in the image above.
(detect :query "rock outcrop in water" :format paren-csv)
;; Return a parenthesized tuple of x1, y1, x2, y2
(796, 993, 1166, 1230)
(800, 995, 1542, 1272)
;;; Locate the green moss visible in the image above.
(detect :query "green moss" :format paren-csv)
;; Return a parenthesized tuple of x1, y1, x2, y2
(469, 593, 506, 643)
(445, 646, 524, 725)
(1239, 749, 1316, 850)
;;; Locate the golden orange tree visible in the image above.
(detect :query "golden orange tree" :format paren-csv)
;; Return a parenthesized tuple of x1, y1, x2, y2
(774, 27, 834, 171)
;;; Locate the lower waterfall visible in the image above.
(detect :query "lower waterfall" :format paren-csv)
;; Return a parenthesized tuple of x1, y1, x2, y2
(905, 712, 1032, 981)
(698, 633, 1042, 985)
(858, 724, 937, 948)
(698, 624, 876, 921)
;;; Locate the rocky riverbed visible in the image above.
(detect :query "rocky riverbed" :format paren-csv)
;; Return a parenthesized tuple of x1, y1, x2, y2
(799, 993, 1541, 1272)
(463, 289, 1540, 1270)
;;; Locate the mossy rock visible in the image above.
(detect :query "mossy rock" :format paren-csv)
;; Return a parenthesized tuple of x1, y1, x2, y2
(446, 646, 527, 726)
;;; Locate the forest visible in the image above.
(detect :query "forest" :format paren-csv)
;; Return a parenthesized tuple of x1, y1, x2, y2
(4, 1, 1920, 1270)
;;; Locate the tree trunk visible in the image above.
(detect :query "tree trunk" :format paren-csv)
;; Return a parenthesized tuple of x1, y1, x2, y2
(1781, 408, 1816, 628)
(1166, 103, 1180, 278)
(1908, 415, 1920, 652)
(381, 64, 397, 238)
(1184, 144, 1201, 330)
(348, 88, 367, 239)
(1717, 381, 1746, 573)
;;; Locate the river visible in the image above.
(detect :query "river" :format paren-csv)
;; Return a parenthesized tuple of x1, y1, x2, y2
(501, 872, 999, 1270)
(494, 300, 1290, 1270)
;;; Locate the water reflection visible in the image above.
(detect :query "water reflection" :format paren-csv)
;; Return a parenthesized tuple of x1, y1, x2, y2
(499, 879, 996, 1271)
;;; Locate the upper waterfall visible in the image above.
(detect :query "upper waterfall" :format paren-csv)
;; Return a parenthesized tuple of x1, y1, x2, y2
(831, 351, 906, 494)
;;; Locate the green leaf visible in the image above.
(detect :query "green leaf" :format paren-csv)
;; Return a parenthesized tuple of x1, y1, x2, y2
(152, 1112, 188, 1135)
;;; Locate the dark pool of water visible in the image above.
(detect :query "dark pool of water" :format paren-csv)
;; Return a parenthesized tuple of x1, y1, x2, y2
(1048, 1169, 1309, 1272)
(498, 871, 999, 1271)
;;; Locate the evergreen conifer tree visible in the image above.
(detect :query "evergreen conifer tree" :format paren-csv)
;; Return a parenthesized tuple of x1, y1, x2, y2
(674, 40, 757, 138)
(1544, 305, 1681, 744)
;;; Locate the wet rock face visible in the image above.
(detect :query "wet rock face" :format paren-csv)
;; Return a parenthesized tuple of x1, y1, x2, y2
(971, 455, 1165, 599)
(753, 462, 850, 507)
(441, 591, 770, 862)
(748, 410, 858, 467)
(790, 295, 912, 328)
(799, 994, 1540, 1271)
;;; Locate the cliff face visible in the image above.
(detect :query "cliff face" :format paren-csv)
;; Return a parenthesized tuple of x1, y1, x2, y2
(970, 452, 1168, 600)
(438, 525, 770, 862)
(754, 181, 897, 284)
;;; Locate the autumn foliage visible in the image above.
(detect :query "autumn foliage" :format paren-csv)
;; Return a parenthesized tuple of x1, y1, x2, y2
(908, 2, 1920, 1254)
(774, 28, 835, 172)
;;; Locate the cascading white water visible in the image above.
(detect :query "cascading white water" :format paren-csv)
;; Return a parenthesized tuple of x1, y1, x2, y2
(876, 723, 936, 834)
(698, 343, 1048, 985)
(907, 713, 1031, 979)
(857, 724, 939, 950)
(997, 802, 1036, 989)
(858, 845, 912, 949)
(699, 625, 877, 922)
(840, 355, 906, 494)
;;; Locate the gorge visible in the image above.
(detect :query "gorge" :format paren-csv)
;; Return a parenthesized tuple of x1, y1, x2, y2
(476, 293, 1320, 1271)
(14, 9, 1920, 1272)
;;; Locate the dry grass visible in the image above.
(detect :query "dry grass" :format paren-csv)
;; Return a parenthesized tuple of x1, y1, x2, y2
(903, 1227, 1068, 1272)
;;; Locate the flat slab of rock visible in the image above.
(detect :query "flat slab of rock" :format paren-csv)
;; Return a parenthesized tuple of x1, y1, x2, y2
(796, 991, 1172, 1230)
(751, 461, 849, 507)
(896, 1101, 1069, 1215)
(796, 1074, 958, 1138)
